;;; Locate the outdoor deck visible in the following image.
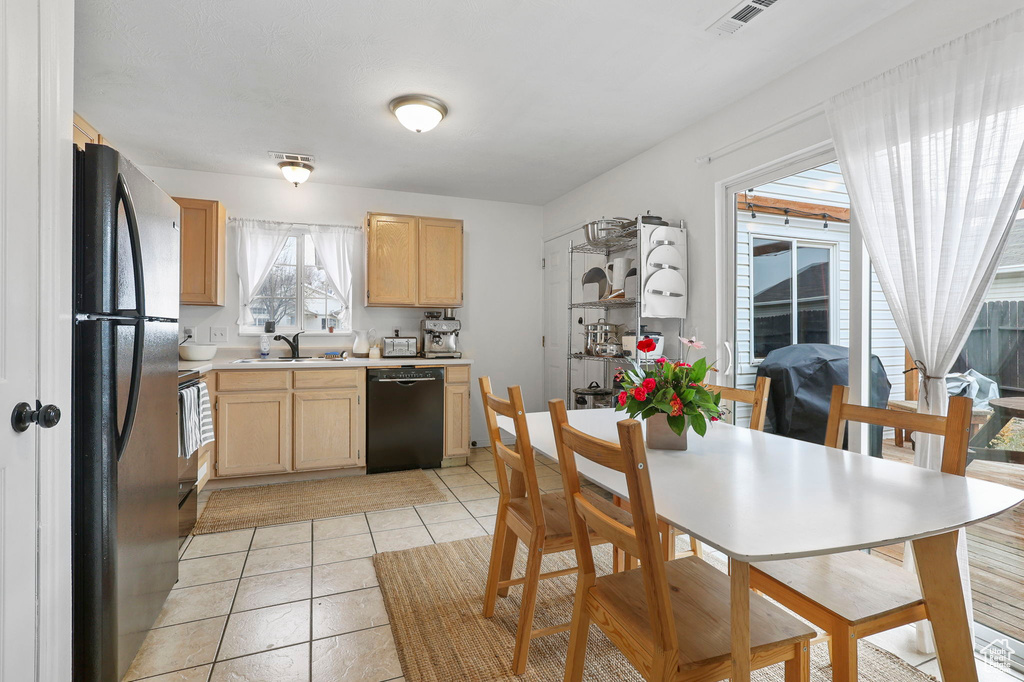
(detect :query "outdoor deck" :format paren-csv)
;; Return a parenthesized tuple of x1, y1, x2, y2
(874, 441, 1024, 643)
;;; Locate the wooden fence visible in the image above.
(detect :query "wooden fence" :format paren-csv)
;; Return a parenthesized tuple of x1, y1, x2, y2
(951, 300, 1024, 397)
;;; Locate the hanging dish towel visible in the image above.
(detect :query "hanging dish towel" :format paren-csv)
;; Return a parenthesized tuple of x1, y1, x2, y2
(179, 386, 202, 458)
(197, 382, 215, 447)
(179, 382, 216, 459)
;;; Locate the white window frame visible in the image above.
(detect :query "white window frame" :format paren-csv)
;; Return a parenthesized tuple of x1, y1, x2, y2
(238, 233, 348, 337)
(748, 232, 840, 361)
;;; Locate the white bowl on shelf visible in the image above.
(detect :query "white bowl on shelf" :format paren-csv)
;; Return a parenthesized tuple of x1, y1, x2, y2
(179, 344, 218, 361)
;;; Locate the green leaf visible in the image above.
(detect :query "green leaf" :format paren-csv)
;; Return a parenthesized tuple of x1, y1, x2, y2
(690, 411, 707, 437)
(682, 388, 695, 402)
(666, 414, 687, 436)
(652, 400, 673, 413)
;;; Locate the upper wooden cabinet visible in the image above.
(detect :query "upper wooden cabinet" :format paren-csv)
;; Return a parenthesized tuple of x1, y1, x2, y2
(366, 212, 463, 307)
(175, 197, 226, 306)
(73, 113, 104, 150)
(366, 213, 419, 306)
(418, 217, 464, 306)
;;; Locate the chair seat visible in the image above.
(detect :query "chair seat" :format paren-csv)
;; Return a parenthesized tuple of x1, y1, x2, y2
(507, 490, 633, 548)
(751, 550, 923, 625)
(591, 556, 815, 671)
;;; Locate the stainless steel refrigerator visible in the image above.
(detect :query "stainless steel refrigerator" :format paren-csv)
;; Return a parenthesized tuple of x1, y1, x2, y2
(72, 144, 181, 681)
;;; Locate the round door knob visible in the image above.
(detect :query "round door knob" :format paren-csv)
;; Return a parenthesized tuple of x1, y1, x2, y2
(11, 401, 61, 433)
(38, 404, 61, 429)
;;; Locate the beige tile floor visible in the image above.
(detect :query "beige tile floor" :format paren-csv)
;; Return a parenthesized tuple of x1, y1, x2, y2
(126, 448, 1024, 682)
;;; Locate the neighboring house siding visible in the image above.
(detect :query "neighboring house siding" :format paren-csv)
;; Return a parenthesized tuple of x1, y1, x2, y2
(734, 214, 904, 426)
(986, 270, 1024, 302)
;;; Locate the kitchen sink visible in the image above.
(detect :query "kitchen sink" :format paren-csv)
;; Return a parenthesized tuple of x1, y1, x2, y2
(231, 358, 330, 364)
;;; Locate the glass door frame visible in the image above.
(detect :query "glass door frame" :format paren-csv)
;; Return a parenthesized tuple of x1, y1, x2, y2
(715, 141, 871, 449)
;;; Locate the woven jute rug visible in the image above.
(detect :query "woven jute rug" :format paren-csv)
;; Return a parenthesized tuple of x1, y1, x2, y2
(192, 469, 446, 534)
(374, 535, 937, 681)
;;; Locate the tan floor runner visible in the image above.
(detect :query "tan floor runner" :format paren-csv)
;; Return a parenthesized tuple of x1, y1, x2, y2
(374, 535, 937, 681)
(192, 469, 446, 534)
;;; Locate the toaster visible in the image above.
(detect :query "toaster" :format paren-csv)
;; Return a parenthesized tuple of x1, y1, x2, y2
(382, 332, 418, 358)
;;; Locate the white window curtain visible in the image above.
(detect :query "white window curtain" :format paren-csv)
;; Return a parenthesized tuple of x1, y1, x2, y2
(234, 218, 293, 325)
(826, 8, 1024, 642)
(307, 225, 360, 331)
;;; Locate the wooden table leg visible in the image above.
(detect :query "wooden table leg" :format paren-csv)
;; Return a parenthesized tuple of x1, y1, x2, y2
(912, 531, 978, 682)
(731, 559, 751, 682)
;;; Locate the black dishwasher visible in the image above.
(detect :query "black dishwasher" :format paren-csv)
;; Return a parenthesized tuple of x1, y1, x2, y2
(366, 367, 445, 474)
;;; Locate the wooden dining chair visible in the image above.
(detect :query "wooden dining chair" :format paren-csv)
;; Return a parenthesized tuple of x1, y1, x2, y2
(613, 375, 773, 568)
(706, 375, 772, 431)
(750, 385, 974, 682)
(549, 398, 813, 682)
(479, 377, 632, 674)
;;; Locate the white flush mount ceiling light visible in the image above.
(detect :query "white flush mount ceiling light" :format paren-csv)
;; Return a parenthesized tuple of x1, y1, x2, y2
(279, 161, 313, 187)
(389, 95, 448, 133)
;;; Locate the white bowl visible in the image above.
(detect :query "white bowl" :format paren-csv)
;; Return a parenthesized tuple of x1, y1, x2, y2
(179, 344, 218, 361)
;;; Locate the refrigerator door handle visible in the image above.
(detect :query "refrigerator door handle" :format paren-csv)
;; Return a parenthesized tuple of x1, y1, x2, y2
(115, 319, 145, 461)
(117, 172, 146, 318)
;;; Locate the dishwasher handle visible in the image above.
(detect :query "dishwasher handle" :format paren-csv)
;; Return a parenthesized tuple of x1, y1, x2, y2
(374, 377, 437, 383)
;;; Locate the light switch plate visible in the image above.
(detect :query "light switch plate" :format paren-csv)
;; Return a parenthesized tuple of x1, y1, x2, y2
(210, 326, 228, 344)
(182, 326, 197, 342)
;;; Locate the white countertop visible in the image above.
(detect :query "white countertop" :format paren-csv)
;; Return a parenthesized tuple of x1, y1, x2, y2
(180, 356, 472, 373)
(498, 408, 1024, 563)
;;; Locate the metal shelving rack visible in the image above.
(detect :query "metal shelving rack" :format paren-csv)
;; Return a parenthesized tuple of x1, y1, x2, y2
(565, 230, 642, 408)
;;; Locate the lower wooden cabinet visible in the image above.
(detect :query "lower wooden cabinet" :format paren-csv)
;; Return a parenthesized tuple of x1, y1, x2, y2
(215, 392, 291, 477)
(444, 375, 471, 459)
(293, 389, 364, 470)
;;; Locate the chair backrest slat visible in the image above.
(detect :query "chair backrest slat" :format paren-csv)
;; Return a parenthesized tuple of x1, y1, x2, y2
(574, 494, 641, 558)
(823, 385, 973, 477)
(548, 399, 678, 655)
(494, 441, 526, 473)
(479, 377, 545, 522)
(705, 375, 771, 431)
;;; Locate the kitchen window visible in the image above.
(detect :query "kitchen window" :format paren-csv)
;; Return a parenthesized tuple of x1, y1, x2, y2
(241, 234, 345, 334)
(752, 236, 835, 359)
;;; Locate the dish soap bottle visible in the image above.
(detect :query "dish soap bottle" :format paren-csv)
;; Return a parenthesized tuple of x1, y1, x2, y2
(261, 321, 275, 359)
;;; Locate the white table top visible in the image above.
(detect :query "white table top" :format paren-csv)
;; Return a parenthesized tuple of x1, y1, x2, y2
(497, 408, 1024, 563)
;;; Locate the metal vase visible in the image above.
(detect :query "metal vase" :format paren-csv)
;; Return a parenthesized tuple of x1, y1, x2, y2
(646, 412, 687, 451)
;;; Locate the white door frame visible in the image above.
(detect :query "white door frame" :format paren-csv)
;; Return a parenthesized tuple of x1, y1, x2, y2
(34, 0, 74, 678)
(714, 141, 871, 449)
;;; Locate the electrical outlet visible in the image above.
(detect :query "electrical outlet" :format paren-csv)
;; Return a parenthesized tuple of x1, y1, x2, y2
(210, 326, 228, 344)
(182, 326, 197, 342)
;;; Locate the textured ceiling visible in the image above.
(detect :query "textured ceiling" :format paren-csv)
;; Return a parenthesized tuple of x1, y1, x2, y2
(74, 0, 913, 205)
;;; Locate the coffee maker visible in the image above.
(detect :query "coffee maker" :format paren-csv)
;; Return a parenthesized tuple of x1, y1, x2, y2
(421, 309, 462, 358)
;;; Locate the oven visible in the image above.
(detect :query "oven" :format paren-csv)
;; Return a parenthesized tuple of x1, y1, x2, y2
(177, 369, 201, 543)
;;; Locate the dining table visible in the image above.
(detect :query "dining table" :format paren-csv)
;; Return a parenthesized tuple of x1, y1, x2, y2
(496, 407, 1024, 682)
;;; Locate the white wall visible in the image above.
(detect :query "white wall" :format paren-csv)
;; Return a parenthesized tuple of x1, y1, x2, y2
(142, 166, 545, 444)
(543, 0, 1023, 362)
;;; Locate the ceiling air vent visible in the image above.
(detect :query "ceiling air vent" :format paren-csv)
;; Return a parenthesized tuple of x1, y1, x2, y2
(268, 151, 315, 164)
(707, 0, 781, 36)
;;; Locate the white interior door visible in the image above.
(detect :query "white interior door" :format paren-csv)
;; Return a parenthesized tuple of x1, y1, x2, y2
(544, 236, 571, 401)
(1, 1, 74, 679)
(1, 1, 42, 678)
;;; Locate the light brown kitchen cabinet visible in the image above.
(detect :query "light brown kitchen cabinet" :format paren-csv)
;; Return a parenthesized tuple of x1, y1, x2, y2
(73, 112, 104, 150)
(210, 368, 366, 479)
(293, 389, 364, 471)
(175, 197, 226, 306)
(444, 366, 471, 459)
(366, 213, 419, 305)
(214, 392, 291, 477)
(366, 212, 463, 307)
(418, 217, 464, 306)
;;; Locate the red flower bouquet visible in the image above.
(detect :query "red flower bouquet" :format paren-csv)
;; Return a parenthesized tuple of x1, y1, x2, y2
(615, 339, 722, 438)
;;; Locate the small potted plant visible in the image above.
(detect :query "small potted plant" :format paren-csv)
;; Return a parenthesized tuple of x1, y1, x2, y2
(614, 337, 722, 450)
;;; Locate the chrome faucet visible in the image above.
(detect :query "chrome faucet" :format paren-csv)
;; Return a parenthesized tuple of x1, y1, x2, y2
(273, 331, 305, 358)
